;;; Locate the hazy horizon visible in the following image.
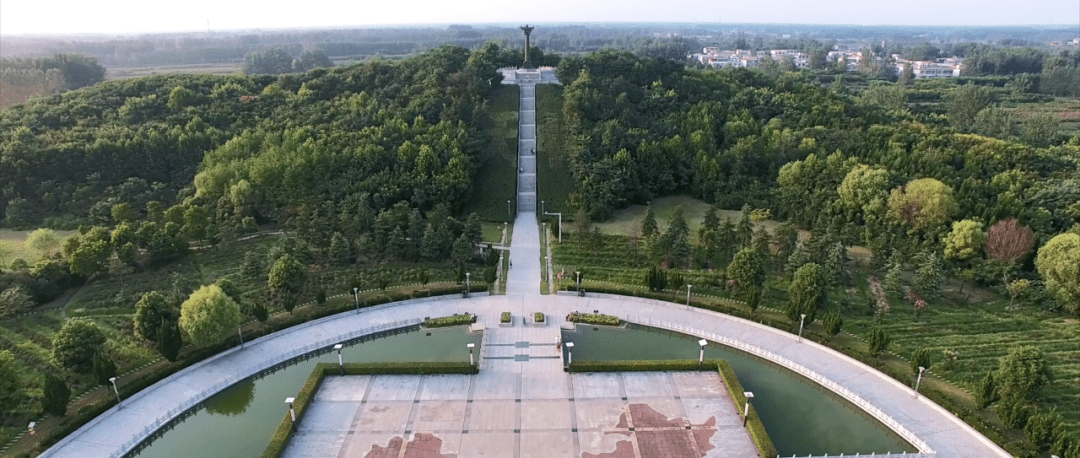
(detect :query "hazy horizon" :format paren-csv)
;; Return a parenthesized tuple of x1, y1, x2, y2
(2, 0, 1078, 36)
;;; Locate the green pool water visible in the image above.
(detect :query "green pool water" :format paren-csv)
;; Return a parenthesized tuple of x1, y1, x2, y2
(560, 323, 914, 456)
(131, 326, 481, 458)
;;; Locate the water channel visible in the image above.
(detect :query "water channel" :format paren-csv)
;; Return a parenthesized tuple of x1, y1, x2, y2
(129, 320, 913, 458)
(131, 326, 482, 458)
(560, 322, 913, 456)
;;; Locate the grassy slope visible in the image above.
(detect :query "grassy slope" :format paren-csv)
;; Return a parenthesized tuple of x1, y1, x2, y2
(535, 84, 577, 217)
(593, 195, 785, 237)
(461, 84, 518, 222)
(0, 229, 78, 265)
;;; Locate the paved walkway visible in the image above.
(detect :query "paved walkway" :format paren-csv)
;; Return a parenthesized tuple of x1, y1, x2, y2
(283, 307, 756, 458)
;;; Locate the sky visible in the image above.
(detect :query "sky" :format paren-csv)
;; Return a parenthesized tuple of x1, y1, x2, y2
(2, 0, 1079, 36)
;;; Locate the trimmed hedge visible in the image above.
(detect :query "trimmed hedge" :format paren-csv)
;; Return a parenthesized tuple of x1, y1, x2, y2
(262, 361, 477, 458)
(566, 311, 621, 326)
(500, 312, 511, 323)
(423, 313, 477, 328)
(534, 312, 545, 323)
(566, 358, 778, 458)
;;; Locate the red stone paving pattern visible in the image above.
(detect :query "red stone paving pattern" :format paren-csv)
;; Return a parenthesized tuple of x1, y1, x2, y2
(583, 404, 717, 458)
(362, 433, 456, 458)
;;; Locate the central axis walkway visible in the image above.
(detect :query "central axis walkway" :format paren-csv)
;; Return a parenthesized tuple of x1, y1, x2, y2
(506, 78, 541, 297)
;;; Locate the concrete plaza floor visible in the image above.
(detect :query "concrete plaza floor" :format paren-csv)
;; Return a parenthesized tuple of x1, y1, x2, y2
(284, 371, 756, 458)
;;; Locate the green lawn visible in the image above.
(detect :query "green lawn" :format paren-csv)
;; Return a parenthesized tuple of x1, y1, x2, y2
(461, 85, 518, 222)
(592, 194, 783, 238)
(481, 222, 506, 244)
(536, 84, 577, 217)
(0, 229, 78, 266)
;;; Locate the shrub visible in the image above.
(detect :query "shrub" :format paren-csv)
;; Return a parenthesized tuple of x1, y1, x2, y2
(534, 312, 545, 323)
(500, 312, 511, 323)
(566, 312, 620, 326)
(867, 326, 890, 357)
(911, 347, 933, 374)
(423, 313, 476, 328)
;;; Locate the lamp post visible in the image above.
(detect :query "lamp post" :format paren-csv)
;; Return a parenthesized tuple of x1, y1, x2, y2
(575, 271, 581, 290)
(334, 344, 344, 374)
(507, 199, 512, 219)
(565, 341, 574, 367)
(798, 314, 807, 343)
(914, 366, 926, 398)
(544, 211, 562, 242)
(541, 200, 545, 215)
(698, 339, 707, 369)
(109, 377, 121, 408)
(238, 326, 244, 348)
(285, 397, 297, 427)
(467, 343, 475, 367)
(686, 284, 692, 308)
(352, 287, 359, 312)
(742, 392, 754, 427)
(466, 272, 471, 297)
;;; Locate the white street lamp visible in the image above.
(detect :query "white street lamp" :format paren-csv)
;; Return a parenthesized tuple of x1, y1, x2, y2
(467, 343, 475, 367)
(742, 392, 755, 427)
(798, 314, 807, 343)
(466, 272, 471, 296)
(914, 366, 926, 398)
(109, 377, 121, 408)
(698, 339, 707, 369)
(565, 341, 574, 367)
(507, 199, 512, 219)
(238, 326, 244, 348)
(544, 211, 562, 243)
(352, 287, 360, 312)
(541, 200, 545, 215)
(686, 284, 692, 307)
(285, 397, 297, 425)
(334, 344, 344, 374)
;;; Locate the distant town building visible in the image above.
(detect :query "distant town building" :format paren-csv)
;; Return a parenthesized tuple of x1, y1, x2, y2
(893, 55, 964, 78)
(693, 48, 807, 69)
(827, 50, 864, 72)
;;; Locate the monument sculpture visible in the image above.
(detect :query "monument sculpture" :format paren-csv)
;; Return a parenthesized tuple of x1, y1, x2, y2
(520, 25, 535, 69)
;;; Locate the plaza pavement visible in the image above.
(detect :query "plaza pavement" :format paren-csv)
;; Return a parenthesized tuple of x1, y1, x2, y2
(281, 303, 757, 458)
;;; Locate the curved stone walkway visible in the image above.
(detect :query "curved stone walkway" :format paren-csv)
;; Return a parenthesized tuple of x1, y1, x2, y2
(42, 293, 1008, 458)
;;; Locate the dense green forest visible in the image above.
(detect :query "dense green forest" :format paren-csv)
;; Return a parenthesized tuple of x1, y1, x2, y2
(0, 44, 519, 455)
(557, 50, 1079, 242)
(1, 39, 1079, 456)
(546, 51, 1080, 457)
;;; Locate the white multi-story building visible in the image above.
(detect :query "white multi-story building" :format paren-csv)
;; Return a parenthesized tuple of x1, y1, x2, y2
(694, 48, 804, 69)
(893, 55, 963, 78)
(827, 51, 864, 72)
